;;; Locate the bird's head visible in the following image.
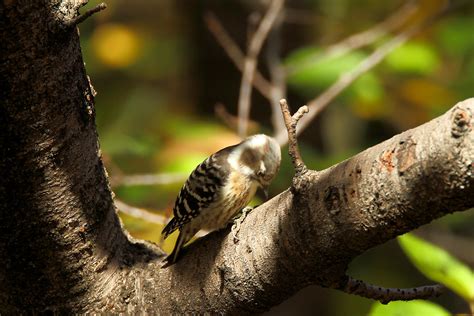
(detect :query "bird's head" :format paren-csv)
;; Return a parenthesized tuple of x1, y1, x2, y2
(229, 134, 281, 196)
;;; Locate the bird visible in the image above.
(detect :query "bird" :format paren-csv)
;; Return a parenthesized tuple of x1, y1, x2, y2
(161, 134, 281, 264)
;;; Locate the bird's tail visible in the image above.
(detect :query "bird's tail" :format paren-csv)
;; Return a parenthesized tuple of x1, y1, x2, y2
(161, 218, 178, 240)
(165, 231, 186, 265)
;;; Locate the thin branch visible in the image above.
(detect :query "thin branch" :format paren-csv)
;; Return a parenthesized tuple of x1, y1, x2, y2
(342, 277, 444, 304)
(65, 2, 107, 27)
(286, 1, 418, 75)
(115, 200, 209, 238)
(237, 0, 285, 138)
(204, 12, 273, 100)
(115, 199, 167, 225)
(275, 24, 419, 145)
(275, 1, 455, 146)
(279, 99, 308, 173)
(266, 16, 287, 138)
(214, 103, 259, 133)
(111, 173, 188, 187)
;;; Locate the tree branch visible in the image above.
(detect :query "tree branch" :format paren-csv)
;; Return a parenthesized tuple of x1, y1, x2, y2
(115, 199, 167, 225)
(204, 12, 273, 100)
(266, 18, 288, 138)
(111, 172, 188, 187)
(279, 99, 308, 174)
(237, 0, 285, 137)
(342, 277, 444, 304)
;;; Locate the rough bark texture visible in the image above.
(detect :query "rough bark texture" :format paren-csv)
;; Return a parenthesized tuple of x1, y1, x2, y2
(1, 1, 473, 314)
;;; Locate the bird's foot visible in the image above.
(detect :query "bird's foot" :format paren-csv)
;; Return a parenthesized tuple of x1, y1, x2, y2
(231, 206, 254, 243)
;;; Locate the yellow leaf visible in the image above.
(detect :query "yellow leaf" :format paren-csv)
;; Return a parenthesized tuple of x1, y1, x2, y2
(91, 23, 141, 68)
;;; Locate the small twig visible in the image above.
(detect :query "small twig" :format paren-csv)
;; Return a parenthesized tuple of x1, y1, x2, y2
(115, 199, 167, 225)
(65, 2, 107, 27)
(342, 277, 444, 304)
(111, 173, 188, 187)
(237, 0, 285, 138)
(204, 12, 273, 100)
(279, 99, 308, 173)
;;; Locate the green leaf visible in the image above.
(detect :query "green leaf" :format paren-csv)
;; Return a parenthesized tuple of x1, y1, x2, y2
(285, 46, 369, 94)
(384, 41, 440, 75)
(369, 300, 450, 316)
(398, 233, 474, 301)
(436, 17, 474, 56)
(351, 72, 384, 103)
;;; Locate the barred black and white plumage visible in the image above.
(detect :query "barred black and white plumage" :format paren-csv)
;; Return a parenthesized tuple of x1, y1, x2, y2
(162, 134, 281, 264)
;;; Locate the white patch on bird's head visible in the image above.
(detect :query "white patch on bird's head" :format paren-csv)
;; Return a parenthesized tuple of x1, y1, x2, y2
(227, 142, 251, 176)
(246, 134, 268, 150)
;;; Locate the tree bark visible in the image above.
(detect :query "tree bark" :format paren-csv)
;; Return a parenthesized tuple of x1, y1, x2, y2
(1, 1, 473, 314)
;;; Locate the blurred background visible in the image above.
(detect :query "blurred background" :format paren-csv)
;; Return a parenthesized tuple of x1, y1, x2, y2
(80, 0, 474, 314)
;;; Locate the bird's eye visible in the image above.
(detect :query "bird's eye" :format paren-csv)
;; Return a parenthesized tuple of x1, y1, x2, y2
(257, 170, 265, 177)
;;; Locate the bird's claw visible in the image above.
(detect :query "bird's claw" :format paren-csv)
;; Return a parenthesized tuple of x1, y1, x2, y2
(231, 206, 254, 243)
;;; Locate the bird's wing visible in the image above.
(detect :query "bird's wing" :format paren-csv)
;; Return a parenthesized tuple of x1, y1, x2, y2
(161, 149, 232, 239)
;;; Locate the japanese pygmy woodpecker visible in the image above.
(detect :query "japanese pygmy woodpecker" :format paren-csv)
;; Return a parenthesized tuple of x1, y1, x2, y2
(162, 134, 281, 264)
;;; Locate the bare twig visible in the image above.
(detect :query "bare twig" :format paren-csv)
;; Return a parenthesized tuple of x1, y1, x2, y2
(204, 12, 273, 100)
(343, 277, 444, 304)
(115, 199, 167, 225)
(286, 1, 417, 74)
(111, 173, 188, 187)
(279, 99, 308, 173)
(266, 16, 287, 138)
(237, 0, 285, 138)
(275, 24, 419, 145)
(115, 200, 209, 238)
(65, 2, 107, 27)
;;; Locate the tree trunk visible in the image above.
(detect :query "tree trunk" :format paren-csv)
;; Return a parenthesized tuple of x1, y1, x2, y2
(1, 1, 473, 314)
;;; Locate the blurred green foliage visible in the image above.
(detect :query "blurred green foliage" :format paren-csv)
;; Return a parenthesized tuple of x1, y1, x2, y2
(384, 41, 440, 74)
